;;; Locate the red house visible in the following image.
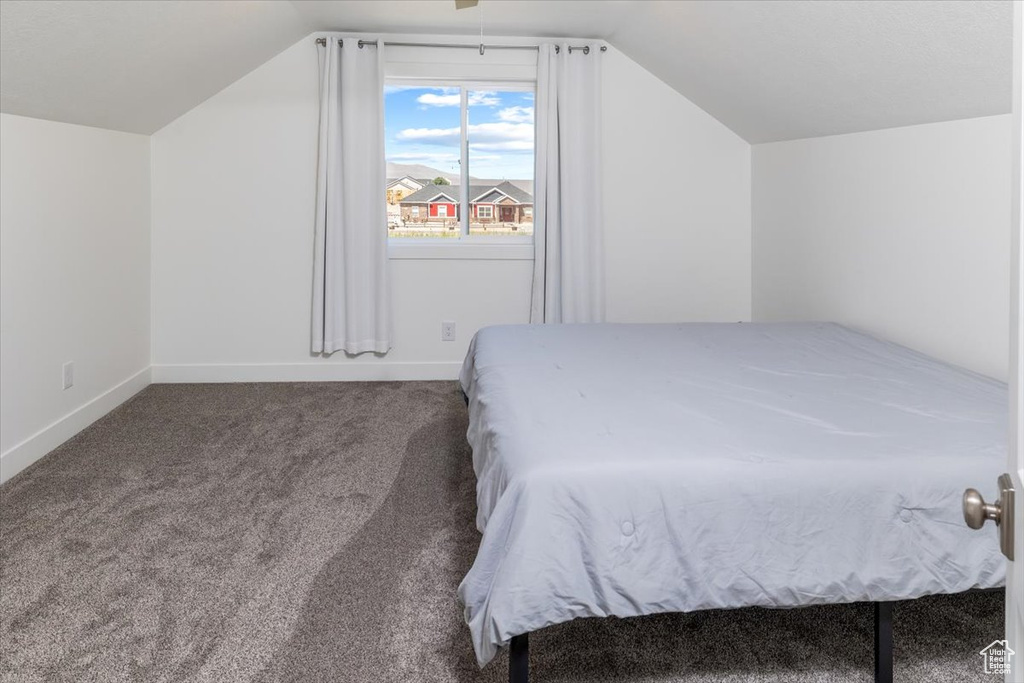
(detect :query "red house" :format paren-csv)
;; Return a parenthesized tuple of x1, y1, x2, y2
(398, 186, 459, 224)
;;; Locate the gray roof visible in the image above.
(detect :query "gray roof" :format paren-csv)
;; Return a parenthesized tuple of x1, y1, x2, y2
(386, 176, 432, 188)
(400, 180, 533, 205)
(475, 178, 533, 195)
(400, 184, 459, 204)
(470, 181, 533, 204)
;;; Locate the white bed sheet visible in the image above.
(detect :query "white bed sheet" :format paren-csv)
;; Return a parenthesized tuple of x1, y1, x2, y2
(457, 322, 1007, 666)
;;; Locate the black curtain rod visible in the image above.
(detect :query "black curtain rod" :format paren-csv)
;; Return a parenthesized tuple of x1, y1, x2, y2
(314, 37, 606, 54)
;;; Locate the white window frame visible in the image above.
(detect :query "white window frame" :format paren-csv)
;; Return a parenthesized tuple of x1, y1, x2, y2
(477, 205, 493, 219)
(386, 78, 535, 260)
(436, 204, 448, 218)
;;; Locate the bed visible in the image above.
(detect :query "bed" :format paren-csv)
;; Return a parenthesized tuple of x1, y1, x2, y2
(457, 322, 1006, 682)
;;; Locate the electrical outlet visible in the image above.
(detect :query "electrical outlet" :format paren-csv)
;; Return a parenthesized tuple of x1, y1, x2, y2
(441, 321, 456, 342)
(62, 361, 74, 390)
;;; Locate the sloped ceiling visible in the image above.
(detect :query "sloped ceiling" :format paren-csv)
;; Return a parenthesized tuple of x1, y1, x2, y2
(610, 0, 1012, 143)
(0, 0, 1012, 142)
(0, 0, 312, 135)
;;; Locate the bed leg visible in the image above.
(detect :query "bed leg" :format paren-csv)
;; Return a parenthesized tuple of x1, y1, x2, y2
(874, 601, 893, 683)
(509, 633, 529, 683)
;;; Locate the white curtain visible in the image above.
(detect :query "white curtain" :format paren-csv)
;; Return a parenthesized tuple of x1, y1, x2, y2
(530, 43, 605, 324)
(312, 38, 392, 355)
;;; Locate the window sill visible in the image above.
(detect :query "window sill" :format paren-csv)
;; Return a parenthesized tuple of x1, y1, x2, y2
(388, 241, 534, 261)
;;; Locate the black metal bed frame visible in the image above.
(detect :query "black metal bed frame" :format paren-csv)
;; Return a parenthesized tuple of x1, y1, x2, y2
(507, 601, 897, 683)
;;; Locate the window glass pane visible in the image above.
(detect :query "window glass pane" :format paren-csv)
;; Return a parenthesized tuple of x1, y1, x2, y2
(467, 89, 534, 236)
(384, 85, 462, 238)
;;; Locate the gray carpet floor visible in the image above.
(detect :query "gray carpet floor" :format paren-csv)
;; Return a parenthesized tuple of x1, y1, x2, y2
(0, 382, 1004, 682)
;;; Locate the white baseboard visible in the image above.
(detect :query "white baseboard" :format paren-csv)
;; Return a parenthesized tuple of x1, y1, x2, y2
(0, 367, 152, 485)
(0, 362, 459, 484)
(150, 361, 462, 383)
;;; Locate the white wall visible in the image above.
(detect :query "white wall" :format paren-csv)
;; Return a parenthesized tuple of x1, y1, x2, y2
(0, 114, 151, 482)
(603, 48, 751, 323)
(752, 115, 1012, 380)
(150, 36, 752, 381)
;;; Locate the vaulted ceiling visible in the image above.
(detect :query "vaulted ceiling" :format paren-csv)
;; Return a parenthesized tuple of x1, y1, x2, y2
(0, 0, 1012, 143)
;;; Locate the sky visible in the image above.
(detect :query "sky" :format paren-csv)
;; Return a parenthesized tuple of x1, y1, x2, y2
(384, 86, 535, 180)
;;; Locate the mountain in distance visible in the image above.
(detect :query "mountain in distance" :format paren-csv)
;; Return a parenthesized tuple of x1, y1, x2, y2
(387, 161, 532, 195)
(387, 162, 461, 184)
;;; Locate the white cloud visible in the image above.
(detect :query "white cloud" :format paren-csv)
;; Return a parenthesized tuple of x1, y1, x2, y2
(468, 122, 535, 150)
(470, 141, 534, 152)
(387, 152, 502, 166)
(397, 122, 534, 151)
(384, 85, 419, 95)
(388, 152, 455, 160)
(387, 152, 459, 164)
(395, 126, 461, 145)
(496, 106, 534, 123)
(469, 91, 501, 106)
(416, 93, 460, 107)
(416, 90, 501, 107)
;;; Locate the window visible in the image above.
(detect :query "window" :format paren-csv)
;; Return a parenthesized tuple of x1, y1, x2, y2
(385, 83, 535, 240)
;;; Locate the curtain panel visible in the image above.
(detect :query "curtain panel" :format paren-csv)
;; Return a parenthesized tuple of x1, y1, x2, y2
(312, 38, 392, 355)
(531, 43, 606, 324)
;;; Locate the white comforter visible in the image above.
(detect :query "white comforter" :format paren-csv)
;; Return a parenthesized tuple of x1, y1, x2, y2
(457, 322, 1006, 666)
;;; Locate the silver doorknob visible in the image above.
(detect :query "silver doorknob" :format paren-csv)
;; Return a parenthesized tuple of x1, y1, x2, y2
(962, 475, 1016, 561)
(962, 488, 1002, 529)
